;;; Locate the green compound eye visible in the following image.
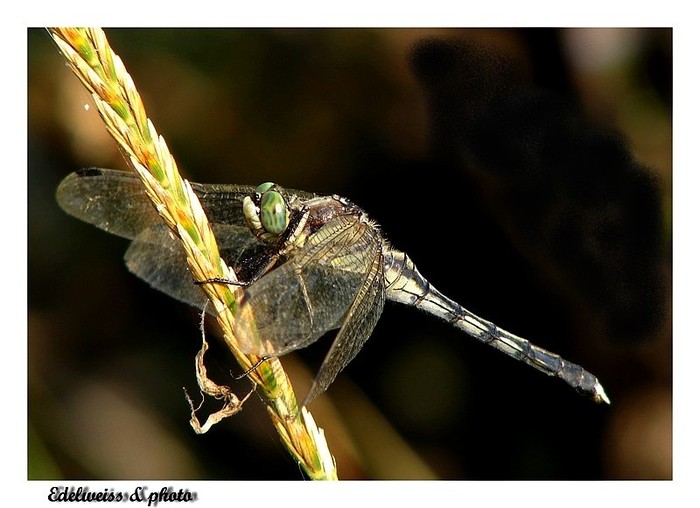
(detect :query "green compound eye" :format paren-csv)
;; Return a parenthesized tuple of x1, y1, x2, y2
(259, 189, 289, 235)
(255, 182, 275, 194)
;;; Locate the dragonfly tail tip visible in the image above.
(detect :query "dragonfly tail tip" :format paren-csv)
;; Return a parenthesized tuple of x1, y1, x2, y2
(594, 382, 611, 405)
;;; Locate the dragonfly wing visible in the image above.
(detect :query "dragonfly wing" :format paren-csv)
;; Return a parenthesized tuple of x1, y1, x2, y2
(233, 215, 382, 359)
(56, 168, 161, 239)
(303, 243, 385, 405)
(56, 168, 316, 237)
(125, 224, 207, 310)
(56, 168, 318, 311)
(124, 222, 258, 312)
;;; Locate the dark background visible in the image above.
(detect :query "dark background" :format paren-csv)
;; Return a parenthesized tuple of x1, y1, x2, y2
(28, 28, 671, 480)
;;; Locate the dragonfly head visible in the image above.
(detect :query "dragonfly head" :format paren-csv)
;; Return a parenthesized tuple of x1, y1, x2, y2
(243, 182, 291, 242)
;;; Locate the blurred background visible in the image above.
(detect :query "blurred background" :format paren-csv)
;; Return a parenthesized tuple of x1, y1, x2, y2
(28, 28, 671, 480)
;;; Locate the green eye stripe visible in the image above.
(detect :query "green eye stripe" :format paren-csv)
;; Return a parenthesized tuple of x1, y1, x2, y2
(260, 190, 289, 235)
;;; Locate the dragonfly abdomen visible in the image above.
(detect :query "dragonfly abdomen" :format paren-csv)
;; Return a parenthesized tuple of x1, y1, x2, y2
(383, 249, 609, 404)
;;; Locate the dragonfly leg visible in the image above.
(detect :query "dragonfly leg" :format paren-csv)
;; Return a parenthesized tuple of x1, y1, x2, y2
(233, 355, 271, 380)
(195, 276, 249, 287)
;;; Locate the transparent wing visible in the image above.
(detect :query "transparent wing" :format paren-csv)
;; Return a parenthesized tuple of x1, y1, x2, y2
(56, 167, 314, 307)
(233, 215, 384, 360)
(56, 168, 167, 239)
(56, 167, 315, 239)
(303, 243, 385, 405)
(124, 222, 260, 312)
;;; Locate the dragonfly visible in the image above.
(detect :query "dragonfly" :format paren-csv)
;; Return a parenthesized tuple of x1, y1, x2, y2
(56, 168, 610, 406)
